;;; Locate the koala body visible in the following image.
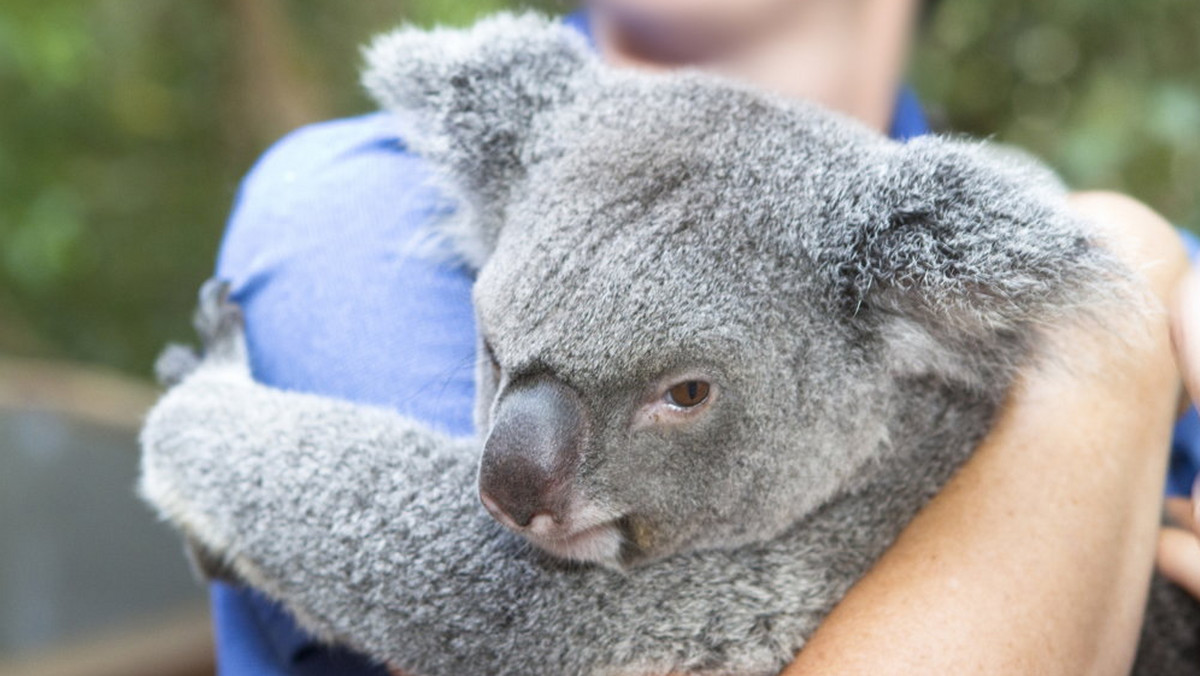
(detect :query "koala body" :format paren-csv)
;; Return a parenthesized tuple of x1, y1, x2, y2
(140, 14, 1200, 675)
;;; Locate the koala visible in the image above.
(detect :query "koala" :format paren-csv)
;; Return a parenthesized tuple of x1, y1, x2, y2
(139, 13, 1200, 676)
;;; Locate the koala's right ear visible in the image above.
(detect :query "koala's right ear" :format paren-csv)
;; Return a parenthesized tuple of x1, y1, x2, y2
(823, 136, 1134, 384)
(362, 13, 597, 267)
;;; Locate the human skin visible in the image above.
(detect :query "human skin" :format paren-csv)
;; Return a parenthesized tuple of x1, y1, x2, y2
(384, 1, 1190, 673)
(589, 0, 916, 132)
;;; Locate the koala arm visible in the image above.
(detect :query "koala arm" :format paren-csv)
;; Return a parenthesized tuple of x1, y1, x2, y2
(785, 192, 1187, 676)
(141, 281, 487, 666)
(140, 345, 481, 581)
(141, 283, 826, 676)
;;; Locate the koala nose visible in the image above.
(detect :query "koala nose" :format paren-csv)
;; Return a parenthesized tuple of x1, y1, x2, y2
(478, 376, 585, 530)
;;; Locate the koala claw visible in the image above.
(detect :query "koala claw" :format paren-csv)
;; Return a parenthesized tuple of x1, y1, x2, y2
(190, 278, 248, 366)
(194, 279, 242, 345)
(155, 279, 248, 384)
(183, 533, 240, 584)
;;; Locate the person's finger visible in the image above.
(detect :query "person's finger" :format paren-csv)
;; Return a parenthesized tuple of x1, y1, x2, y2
(1165, 497, 1197, 532)
(1158, 526, 1200, 600)
(1171, 268, 1200, 405)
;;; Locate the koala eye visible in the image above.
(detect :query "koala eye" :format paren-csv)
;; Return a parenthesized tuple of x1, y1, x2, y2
(665, 380, 710, 408)
(634, 375, 717, 429)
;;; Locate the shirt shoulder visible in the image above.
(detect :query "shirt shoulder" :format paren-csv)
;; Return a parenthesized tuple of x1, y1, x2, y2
(218, 113, 450, 276)
(214, 112, 477, 429)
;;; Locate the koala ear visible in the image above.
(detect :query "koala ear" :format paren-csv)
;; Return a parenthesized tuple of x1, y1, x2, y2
(828, 137, 1131, 378)
(362, 13, 596, 267)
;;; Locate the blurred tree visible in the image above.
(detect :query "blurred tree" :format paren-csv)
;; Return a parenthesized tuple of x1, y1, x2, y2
(0, 0, 1195, 377)
(914, 0, 1200, 233)
(0, 0, 558, 375)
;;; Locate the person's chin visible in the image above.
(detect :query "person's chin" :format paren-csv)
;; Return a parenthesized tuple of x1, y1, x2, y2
(592, 0, 788, 36)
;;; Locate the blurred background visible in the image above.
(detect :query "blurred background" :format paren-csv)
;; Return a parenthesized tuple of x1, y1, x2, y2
(0, 0, 1196, 674)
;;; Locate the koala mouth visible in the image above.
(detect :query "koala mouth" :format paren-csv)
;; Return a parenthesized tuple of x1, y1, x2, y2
(478, 490, 633, 567)
(523, 518, 626, 566)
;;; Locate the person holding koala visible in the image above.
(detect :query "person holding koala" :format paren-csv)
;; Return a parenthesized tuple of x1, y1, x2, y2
(188, 1, 1199, 674)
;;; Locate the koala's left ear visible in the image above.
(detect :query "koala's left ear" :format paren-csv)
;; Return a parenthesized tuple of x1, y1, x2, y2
(826, 136, 1130, 375)
(362, 13, 597, 267)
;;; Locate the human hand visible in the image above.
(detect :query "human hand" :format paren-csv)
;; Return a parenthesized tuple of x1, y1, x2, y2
(1160, 267, 1200, 599)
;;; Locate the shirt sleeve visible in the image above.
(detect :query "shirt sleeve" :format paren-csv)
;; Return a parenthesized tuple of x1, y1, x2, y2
(1169, 228, 1200, 497)
(210, 112, 478, 675)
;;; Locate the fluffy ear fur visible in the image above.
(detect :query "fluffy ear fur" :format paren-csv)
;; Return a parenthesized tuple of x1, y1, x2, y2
(362, 14, 596, 267)
(826, 136, 1132, 378)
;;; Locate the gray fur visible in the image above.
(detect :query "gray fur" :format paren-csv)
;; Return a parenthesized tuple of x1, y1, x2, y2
(140, 14, 1199, 675)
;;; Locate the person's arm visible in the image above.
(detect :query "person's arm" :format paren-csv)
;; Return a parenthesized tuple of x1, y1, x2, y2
(785, 191, 1187, 676)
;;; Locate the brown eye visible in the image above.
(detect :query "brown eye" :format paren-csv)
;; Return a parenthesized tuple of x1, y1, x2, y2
(666, 380, 710, 408)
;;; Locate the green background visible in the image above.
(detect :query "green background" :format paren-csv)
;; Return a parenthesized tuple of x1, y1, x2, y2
(1, 0, 1196, 377)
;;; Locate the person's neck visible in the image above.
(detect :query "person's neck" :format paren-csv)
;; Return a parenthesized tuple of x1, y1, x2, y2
(588, 2, 916, 134)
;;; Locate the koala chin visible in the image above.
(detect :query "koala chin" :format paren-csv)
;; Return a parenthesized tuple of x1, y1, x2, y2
(515, 503, 628, 569)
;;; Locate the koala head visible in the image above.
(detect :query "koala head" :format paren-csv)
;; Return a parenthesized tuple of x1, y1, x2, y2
(364, 14, 1123, 569)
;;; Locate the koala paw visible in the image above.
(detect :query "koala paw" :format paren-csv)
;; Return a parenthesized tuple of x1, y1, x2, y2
(192, 278, 249, 366)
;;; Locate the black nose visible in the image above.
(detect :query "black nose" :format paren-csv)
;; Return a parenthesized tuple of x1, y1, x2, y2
(478, 457, 554, 528)
(478, 376, 585, 529)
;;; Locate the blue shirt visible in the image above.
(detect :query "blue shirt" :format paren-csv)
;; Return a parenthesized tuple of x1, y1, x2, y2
(211, 12, 1200, 675)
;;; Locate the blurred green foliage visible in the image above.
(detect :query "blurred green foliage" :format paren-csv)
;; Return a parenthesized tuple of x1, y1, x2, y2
(915, 1, 1200, 235)
(0, 0, 1196, 377)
